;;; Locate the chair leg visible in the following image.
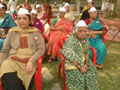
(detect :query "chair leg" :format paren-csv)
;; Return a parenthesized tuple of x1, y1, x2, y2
(63, 74, 67, 90)
(0, 83, 2, 90)
(58, 62, 62, 78)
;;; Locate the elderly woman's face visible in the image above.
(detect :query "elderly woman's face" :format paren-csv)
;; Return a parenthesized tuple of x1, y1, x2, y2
(76, 27, 87, 40)
(0, 8, 5, 17)
(89, 11, 97, 20)
(64, 6, 69, 11)
(87, 2, 93, 9)
(17, 14, 30, 29)
(59, 11, 65, 18)
(31, 13, 37, 20)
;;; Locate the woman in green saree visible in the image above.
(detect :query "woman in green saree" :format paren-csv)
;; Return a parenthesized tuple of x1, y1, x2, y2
(60, 20, 99, 90)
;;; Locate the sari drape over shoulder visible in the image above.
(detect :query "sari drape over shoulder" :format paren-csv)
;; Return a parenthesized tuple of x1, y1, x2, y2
(48, 19, 73, 59)
(85, 17, 107, 64)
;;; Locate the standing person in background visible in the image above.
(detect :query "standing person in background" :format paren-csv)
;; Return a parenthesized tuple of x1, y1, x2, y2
(52, 2, 59, 18)
(80, 0, 93, 20)
(43, 0, 52, 18)
(24, 1, 32, 13)
(64, 3, 75, 26)
(30, 9, 44, 33)
(52, 2, 59, 13)
(8, 0, 17, 20)
(0, 3, 16, 50)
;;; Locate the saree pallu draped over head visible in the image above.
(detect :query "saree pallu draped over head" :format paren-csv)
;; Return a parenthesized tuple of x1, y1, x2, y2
(48, 19, 73, 59)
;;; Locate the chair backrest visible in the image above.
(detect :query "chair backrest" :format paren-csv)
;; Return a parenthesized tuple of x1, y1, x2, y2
(57, 35, 69, 50)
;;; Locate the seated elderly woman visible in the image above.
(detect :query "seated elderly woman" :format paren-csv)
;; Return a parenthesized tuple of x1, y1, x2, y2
(60, 20, 99, 90)
(30, 9, 44, 33)
(48, 7, 73, 62)
(0, 8, 45, 90)
(35, 4, 50, 36)
(85, 7, 107, 69)
(0, 3, 16, 50)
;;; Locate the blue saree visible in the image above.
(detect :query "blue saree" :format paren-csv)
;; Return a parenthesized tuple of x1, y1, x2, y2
(87, 17, 106, 64)
(0, 13, 16, 50)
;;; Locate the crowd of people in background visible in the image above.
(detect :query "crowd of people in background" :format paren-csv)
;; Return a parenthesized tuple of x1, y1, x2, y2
(0, 0, 120, 90)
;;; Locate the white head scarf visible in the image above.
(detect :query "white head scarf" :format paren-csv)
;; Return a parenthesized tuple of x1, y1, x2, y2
(87, 0, 93, 2)
(76, 20, 87, 27)
(18, 8, 29, 15)
(75, 20, 87, 32)
(89, 7, 97, 12)
(59, 7, 66, 12)
(36, 4, 41, 9)
(64, 3, 69, 7)
(0, 4, 4, 8)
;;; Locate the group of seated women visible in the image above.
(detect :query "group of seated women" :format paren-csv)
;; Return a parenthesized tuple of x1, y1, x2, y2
(0, 2, 119, 90)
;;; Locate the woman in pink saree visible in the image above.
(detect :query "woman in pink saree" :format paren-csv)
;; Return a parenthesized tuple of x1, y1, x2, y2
(48, 7, 73, 62)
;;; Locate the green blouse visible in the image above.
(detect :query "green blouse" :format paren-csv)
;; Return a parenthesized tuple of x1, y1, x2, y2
(52, 18, 58, 26)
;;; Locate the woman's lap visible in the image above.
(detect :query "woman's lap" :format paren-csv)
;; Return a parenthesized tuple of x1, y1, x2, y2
(89, 38, 106, 64)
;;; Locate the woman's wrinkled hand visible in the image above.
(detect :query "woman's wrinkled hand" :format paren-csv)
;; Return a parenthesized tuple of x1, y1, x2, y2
(80, 66, 88, 74)
(90, 33, 96, 38)
(26, 62, 33, 74)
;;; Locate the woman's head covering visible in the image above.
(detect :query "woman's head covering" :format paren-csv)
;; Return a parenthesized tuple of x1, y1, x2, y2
(64, 3, 69, 7)
(59, 7, 66, 12)
(89, 7, 97, 12)
(76, 20, 87, 32)
(87, 0, 93, 2)
(76, 20, 87, 27)
(0, 4, 4, 8)
(36, 4, 41, 9)
(31, 9, 37, 14)
(18, 8, 29, 15)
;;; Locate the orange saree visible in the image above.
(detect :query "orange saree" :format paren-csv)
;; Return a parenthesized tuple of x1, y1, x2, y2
(48, 19, 73, 59)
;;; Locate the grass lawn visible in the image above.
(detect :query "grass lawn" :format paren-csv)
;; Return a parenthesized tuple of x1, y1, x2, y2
(33, 41, 120, 90)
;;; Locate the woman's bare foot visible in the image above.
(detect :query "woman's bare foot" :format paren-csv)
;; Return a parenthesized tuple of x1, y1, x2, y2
(96, 64, 104, 69)
(48, 57, 52, 63)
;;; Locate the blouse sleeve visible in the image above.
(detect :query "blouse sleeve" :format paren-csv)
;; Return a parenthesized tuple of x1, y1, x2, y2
(52, 18, 58, 26)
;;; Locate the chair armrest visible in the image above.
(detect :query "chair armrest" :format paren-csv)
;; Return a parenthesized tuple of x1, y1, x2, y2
(103, 33, 107, 44)
(89, 46, 97, 66)
(35, 56, 43, 90)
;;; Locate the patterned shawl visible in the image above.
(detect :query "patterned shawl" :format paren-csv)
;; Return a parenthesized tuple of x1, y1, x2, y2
(60, 34, 89, 66)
